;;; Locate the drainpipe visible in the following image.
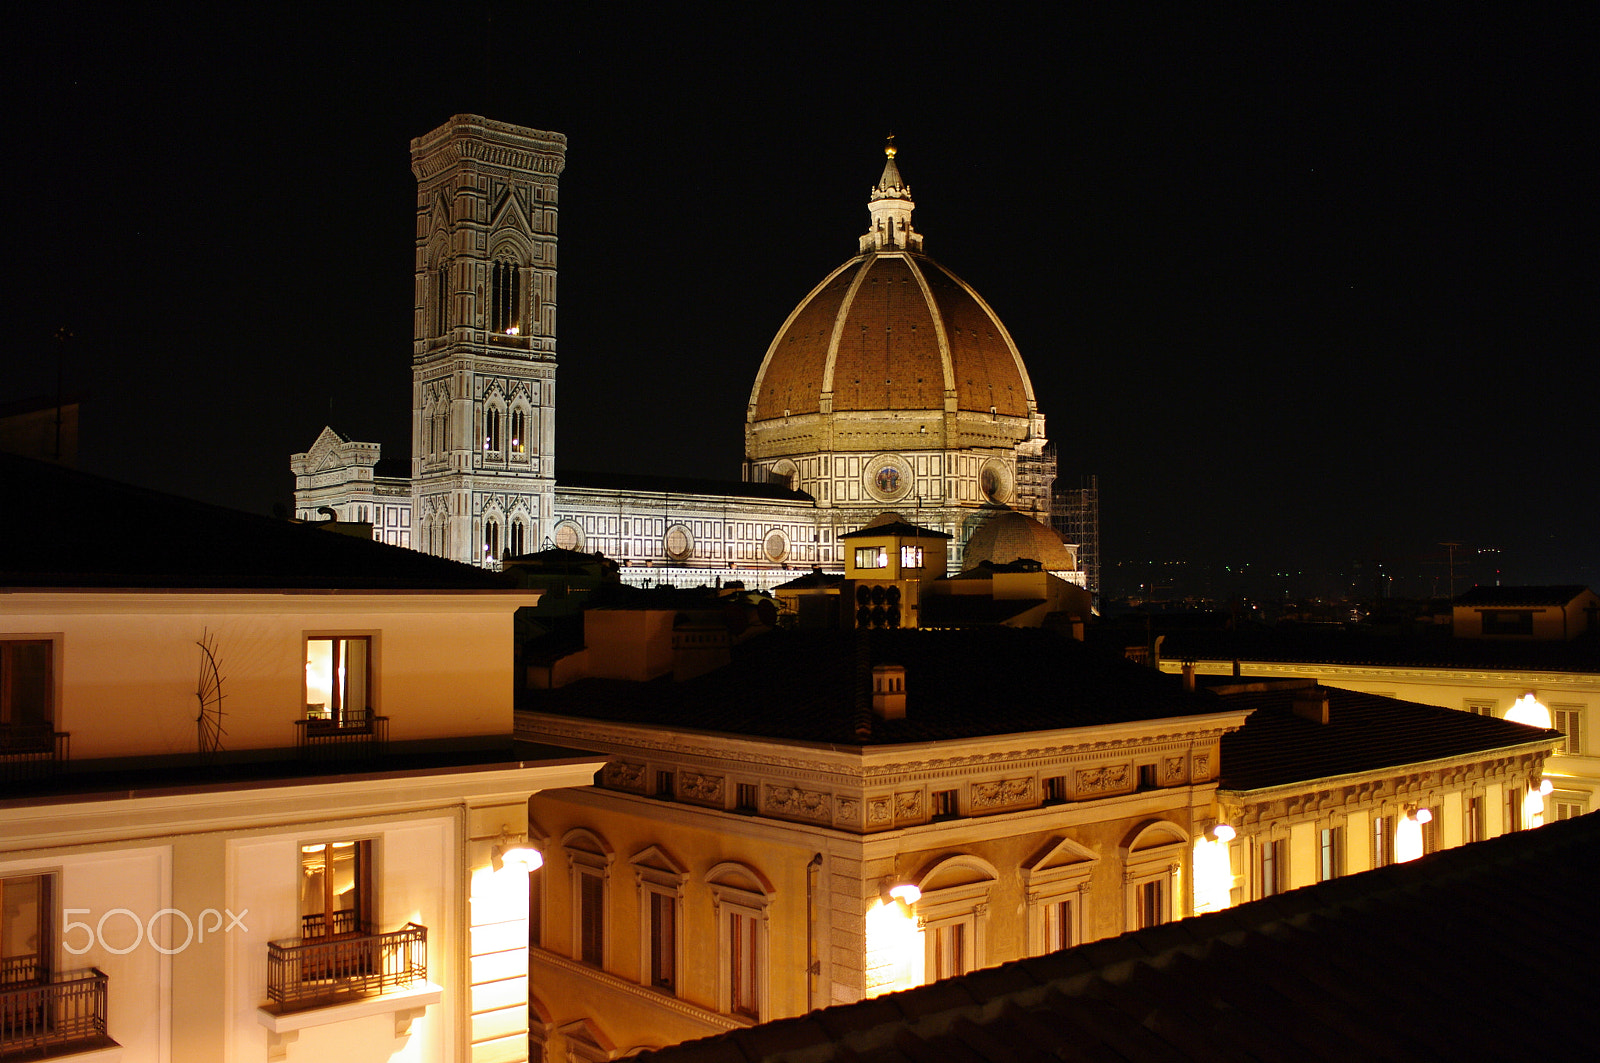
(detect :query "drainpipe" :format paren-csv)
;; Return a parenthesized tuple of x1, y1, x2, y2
(805, 852, 823, 1011)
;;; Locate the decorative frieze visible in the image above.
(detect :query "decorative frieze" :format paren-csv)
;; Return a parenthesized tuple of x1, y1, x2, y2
(837, 798, 861, 825)
(1163, 756, 1186, 783)
(767, 786, 830, 821)
(970, 777, 1034, 810)
(680, 771, 724, 805)
(602, 761, 645, 793)
(1075, 764, 1128, 795)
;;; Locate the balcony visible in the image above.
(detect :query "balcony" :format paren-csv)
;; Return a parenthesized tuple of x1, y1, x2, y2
(264, 923, 427, 1012)
(294, 710, 387, 761)
(0, 727, 68, 785)
(0, 965, 113, 1059)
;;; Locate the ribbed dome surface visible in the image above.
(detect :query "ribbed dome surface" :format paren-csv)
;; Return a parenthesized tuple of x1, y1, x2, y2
(750, 252, 1032, 422)
(963, 510, 1076, 571)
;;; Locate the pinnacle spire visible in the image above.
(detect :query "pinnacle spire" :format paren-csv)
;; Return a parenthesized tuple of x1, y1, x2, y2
(861, 135, 922, 254)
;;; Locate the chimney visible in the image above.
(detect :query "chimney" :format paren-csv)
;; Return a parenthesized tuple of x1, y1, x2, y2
(1293, 687, 1330, 724)
(1181, 659, 1196, 693)
(871, 664, 907, 719)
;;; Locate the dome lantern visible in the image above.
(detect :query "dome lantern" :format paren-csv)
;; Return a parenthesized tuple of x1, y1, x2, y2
(862, 135, 922, 254)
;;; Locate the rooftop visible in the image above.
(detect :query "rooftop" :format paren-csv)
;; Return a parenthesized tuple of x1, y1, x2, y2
(635, 810, 1600, 1062)
(1, 452, 510, 592)
(1157, 626, 1600, 675)
(1215, 681, 1560, 792)
(521, 628, 1234, 745)
(1453, 584, 1594, 607)
(558, 468, 813, 503)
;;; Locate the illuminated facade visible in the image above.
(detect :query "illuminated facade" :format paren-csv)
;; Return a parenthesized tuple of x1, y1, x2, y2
(292, 119, 1075, 584)
(0, 454, 605, 1063)
(513, 624, 1250, 1056)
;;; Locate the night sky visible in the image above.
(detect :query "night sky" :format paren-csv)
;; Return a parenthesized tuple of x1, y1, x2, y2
(8, 6, 1595, 593)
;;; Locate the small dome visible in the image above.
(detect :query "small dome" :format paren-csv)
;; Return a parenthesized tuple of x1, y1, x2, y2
(963, 510, 1076, 572)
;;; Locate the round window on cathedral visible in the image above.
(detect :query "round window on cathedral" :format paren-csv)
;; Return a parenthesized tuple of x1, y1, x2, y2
(553, 521, 584, 552)
(664, 524, 693, 562)
(863, 454, 912, 503)
(763, 529, 789, 563)
(980, 459, 1013, 504)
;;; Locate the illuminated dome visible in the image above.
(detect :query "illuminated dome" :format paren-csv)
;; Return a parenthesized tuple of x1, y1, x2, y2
(745, 139, 1048, 512)
(962, 510, 1077, 573)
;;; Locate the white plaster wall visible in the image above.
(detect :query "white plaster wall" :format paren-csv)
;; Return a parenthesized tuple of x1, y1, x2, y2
(225, 816, 456, 1063)
(0, 846, 170, 1063)
(1, 596, 520, 759)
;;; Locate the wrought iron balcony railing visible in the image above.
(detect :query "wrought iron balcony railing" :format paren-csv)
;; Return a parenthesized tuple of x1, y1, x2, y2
(0, 727, 68, 784)
(265, 923, 427, 1011)
(294, 710, 388, 760)
(0, 967, 109, 1057)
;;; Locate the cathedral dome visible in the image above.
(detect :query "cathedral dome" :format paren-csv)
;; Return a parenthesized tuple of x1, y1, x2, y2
(745, 141, 1044, 473)
(962, 509, 1077, 573)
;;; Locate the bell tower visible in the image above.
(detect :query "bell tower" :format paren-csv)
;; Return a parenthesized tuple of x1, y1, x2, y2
(410, 115, 565, 565)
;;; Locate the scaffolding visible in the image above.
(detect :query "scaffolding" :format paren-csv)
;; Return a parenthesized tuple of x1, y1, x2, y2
(1052, 472, 1100, 607)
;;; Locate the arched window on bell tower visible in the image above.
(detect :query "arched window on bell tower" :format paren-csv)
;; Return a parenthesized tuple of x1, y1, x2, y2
(491, 260, 520, 335)
(484, 518, 502, 564)
(434, 262, 449, 338)
(510, 407, 528, 457)
(484, 406, 504, 457)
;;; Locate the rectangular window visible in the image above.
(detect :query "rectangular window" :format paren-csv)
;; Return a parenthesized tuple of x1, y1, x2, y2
(1463, 698, 1497, 717)
(1042, 776, 1066, 803)
(1318, 826, 1342, 882)
(736, 783, 758, 813)
(1137, 764, 1159, 791)
(1554, 800, 1585, 821)
(1465, 795, 1486, 844)
(1137, 879, 1166, 929)
(1373, 816, 1392, 867)
(655, 770, 675, 799)
(1506, 786, 1523, 833)
(1, 874, 52, 983)
(300, 840, 372, 939)
(648, 892, 676, 991)
(304, 636, 371, 728)
(1553, 706, 1584, 755)
(855, 546, 888, 569)
(729, 910, 758, 1017)
(1260, 838, 1287, 897)
(578, 871, 605, 967)
(1421, 806, 1441, 854)
(931, 921, 969, 981)
(1043, 899, 1073, 952)
(0, 640, 54, 735)
(930, 789, 958, 820)
(899, 545, 924, 569)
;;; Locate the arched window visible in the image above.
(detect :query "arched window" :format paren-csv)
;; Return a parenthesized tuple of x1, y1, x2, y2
(434, 262, 449, 337)
(484, 407, 503, 455)
(484, 518, 501, 562)
(491, 260, 520, 334)
(510, 407, 528, 456)
(704, 862, 773, 1021)
(510, 519, 526, 558)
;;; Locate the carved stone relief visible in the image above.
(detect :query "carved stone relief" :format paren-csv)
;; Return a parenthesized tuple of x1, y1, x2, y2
(680, 771, 724, 804)
(767, 786, 831, 822)
(602, 761, 645, 792)
(1076, 764, 1129, 794)
(970, 777, 1034, 810)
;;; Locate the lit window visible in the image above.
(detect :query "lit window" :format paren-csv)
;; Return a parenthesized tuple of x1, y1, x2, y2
(304, 636, 371, 728)
(899, 545, 923, 569)
(299, 840, 372, 940)
(855, 546, 888, 569)
(0, 874, 51, 985)
(491, 260, 520, 334)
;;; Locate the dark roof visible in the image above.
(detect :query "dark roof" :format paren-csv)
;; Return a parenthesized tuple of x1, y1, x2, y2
(521, 628, 1236, 745)
(1453, 584, 1593, 607)
(772, 568, 846, 590)
(636, 811, 1600, 1062)
(556, 468, 813, 503)
(917, 595, 1046, 627)
(1217, 683, 1559, 791)
(839, 521, 952, 540)
(1158, 627, 1600, 675)
(0, 452, 512, 591)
